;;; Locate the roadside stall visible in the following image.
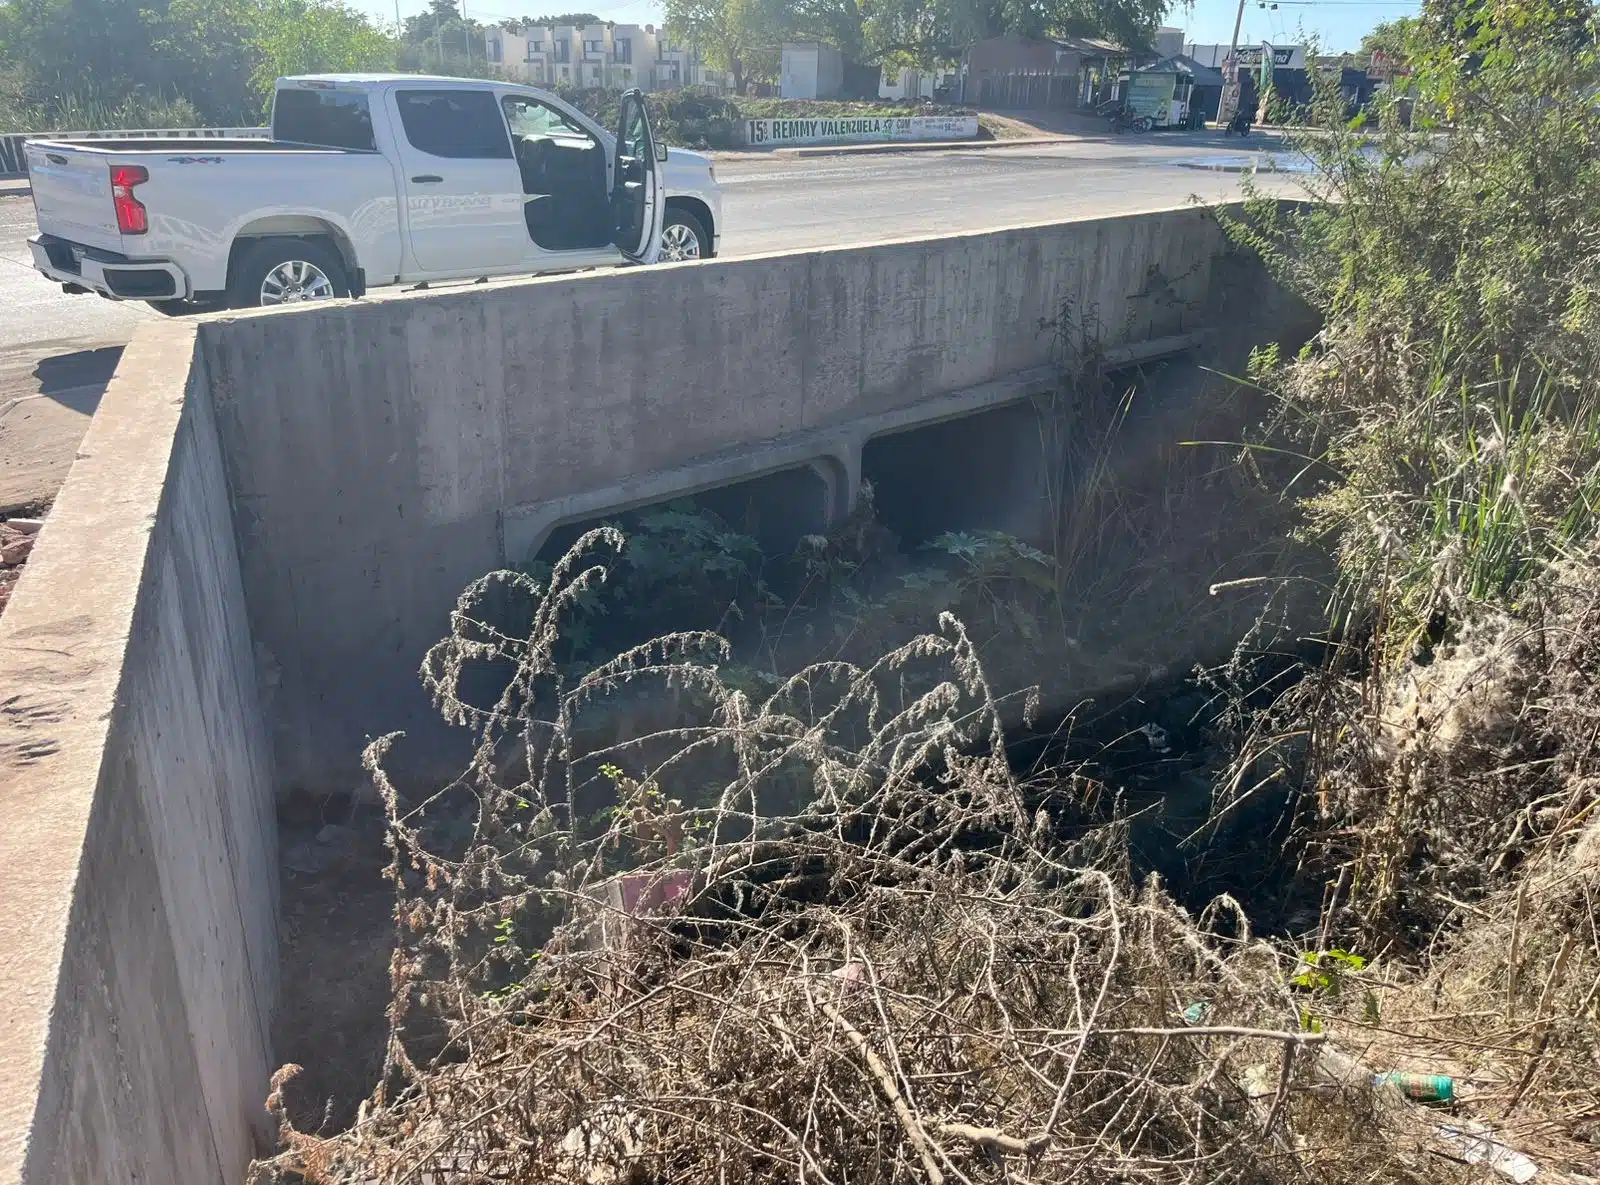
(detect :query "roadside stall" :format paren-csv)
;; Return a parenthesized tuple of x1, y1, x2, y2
(1118, 57, 1222, 130)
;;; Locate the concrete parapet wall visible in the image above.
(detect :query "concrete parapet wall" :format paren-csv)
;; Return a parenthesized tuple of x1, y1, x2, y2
(0, 322, 277, 1185)
(198, 206, 1247, 792)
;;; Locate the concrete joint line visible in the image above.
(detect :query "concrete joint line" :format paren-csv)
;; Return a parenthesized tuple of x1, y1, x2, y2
(498, 332, 1205, 564)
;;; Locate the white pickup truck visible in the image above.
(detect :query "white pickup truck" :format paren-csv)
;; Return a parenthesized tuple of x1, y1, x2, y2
(24, 75, 723, 312)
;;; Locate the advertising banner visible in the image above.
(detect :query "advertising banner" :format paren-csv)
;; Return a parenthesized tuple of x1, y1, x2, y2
(743, 114, 979, 146)
(1125, 73, 1176, 123)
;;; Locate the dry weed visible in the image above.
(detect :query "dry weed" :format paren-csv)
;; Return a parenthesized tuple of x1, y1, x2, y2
(251, 531, 1496, 1185)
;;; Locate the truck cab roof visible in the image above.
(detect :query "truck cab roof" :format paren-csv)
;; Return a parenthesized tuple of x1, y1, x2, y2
(280, 74, 554, 93)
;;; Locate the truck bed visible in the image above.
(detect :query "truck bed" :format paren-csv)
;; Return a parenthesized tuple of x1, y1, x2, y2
(26, 136, 401, 294)
(27, 137, 363, 154)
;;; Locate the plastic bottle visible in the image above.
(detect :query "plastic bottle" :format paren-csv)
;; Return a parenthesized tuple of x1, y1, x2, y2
(1375, 1072, 1455, 1103)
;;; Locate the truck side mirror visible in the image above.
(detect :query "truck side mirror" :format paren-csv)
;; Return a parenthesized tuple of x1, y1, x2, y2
(655, 141, 668, 163)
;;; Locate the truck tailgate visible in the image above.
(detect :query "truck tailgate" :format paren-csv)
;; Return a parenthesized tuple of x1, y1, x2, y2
(24, 143, 123, 251)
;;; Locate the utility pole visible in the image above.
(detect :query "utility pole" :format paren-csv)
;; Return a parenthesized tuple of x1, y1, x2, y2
(1218, 0, 1248, 125)
(1227, 0, 1246, 61)
(461, 0, 473, 66)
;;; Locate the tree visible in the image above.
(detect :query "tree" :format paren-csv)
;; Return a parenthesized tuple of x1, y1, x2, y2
(400, 0, 490, 76)
(663, 0, 780, 91)
(251, 0, 396, 95)
(661, 0, 1169, 85)
(783, 0, 868, 61)
(521, 12, 602, 25)
(0, 0, 397, 125)
(864, 0, 1164, 66)
(147, 0, 259, 122)
(1357, 15, 1419, 68)
(1359, 15, 1419, 55)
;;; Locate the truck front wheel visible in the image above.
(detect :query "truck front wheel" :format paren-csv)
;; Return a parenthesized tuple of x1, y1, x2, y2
(229, 238, 350, 309)
(659, 207, 710, 262)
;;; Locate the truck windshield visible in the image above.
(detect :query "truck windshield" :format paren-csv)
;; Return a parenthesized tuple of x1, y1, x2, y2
(273, 88, 377, 151)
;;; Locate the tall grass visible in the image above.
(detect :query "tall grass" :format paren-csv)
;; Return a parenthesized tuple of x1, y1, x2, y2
(1280, 336, 1600, 665)
(0, 83, 202, 133)
(1206, 0, 1600, 955)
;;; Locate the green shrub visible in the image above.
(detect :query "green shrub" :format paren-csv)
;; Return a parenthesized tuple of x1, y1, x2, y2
(556, 86, 974, 149)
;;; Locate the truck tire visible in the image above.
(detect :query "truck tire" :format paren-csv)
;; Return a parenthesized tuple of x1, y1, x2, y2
(659, 206, 710, 262)
(228, 237, 350, 309)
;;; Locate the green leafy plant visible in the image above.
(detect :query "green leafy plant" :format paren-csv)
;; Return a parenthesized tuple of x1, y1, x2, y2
(918, 529, 1057, 641)
(1288, 948, 1366, 996)
(518, 500, 762, 672)
(1289, 949, 1371, 1031)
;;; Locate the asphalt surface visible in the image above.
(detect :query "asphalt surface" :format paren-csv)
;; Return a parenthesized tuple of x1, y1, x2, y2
(0, 134, 1301, 510)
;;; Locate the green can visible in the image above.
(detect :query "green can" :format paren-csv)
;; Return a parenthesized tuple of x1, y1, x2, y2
(1375, 1072, 1454, 1102)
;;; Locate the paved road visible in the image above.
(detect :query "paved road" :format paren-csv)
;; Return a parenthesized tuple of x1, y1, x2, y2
(715, 136, 1298, 255)
(0, 135, 1299, 510)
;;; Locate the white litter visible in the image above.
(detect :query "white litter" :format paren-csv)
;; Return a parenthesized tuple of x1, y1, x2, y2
(1436, 1122, 1539, 1183)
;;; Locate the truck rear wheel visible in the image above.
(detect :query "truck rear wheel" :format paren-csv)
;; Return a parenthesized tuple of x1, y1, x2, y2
(229, 238, 349, 309)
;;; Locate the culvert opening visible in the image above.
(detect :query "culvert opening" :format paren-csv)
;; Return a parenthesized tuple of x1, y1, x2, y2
(861, 402, 1048, 547)
(533, 463, 833, 569)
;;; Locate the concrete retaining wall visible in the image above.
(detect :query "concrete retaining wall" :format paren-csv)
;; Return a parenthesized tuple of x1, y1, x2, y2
(0, 207, 1303, 1184)
(196, 205, 1256, 793)
(0, 322, 277, 1185)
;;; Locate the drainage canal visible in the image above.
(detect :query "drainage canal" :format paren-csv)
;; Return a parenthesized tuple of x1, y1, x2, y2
(267, 355, 1313, 1132)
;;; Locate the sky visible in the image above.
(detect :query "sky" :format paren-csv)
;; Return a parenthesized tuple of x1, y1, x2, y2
(1165, 0, 1420, 53)
(356, 0, 1419, 56)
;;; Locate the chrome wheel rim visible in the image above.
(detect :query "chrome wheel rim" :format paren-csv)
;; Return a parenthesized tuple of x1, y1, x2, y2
(260, 259, 336, 305)
(659, 221, 702, 262)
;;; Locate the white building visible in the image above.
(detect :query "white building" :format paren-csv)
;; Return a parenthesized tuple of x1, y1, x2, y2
(878, 64, 959, 101)
(485, 23, 729, 92)
(780, 42, 844, 99)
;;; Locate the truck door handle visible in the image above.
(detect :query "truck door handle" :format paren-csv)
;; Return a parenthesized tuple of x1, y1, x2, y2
(411, 174, 443, 184)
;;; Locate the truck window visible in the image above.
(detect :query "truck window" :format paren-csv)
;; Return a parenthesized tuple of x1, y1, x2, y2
(273, 88, 377, 151)
(395, 90, 513, 159)
(502, 95, 589, 139)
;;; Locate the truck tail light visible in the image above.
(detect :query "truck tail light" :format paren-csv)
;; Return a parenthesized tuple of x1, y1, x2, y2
(110, 164, 149, 235)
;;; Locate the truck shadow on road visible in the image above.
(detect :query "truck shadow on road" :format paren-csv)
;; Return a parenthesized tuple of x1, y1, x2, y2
(30, 345, 123, 411)
(0, 344, 123, 512)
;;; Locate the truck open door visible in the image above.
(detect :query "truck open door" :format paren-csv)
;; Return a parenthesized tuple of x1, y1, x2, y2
(611, 89, 664, 265)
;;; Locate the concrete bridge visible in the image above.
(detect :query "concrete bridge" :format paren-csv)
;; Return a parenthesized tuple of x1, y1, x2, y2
(0, 206, 1296, 1185)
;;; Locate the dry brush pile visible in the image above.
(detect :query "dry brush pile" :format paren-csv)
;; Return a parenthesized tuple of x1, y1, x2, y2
(255, 531, 1531, 1185)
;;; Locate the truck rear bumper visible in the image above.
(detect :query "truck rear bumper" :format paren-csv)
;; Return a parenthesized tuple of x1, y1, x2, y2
(29, 234, 190, 301)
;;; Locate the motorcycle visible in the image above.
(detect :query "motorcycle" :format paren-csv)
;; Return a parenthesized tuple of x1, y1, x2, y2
(1108, 105, 1154, 134)
(1223, 109, 1252, 137)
